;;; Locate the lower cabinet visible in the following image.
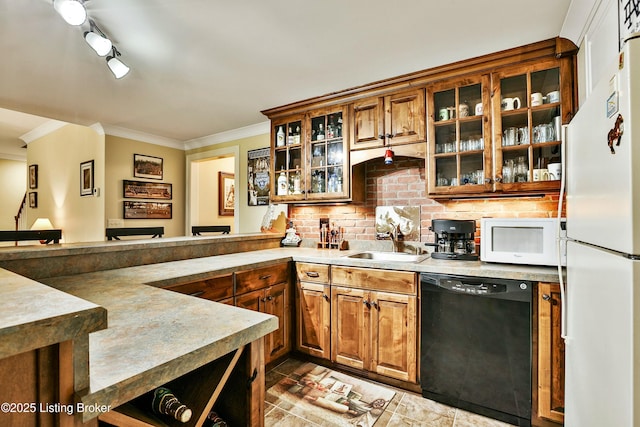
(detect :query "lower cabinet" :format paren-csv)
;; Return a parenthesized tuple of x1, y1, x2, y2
(295, 263, 331, 359)
(235, 263, 291, 365)
(536, 282, 565, 424)
(331, 286, 417, 383)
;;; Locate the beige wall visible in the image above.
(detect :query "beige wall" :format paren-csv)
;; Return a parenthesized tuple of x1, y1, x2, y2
(0, 159, 26, 231)
(26, 124, 105, 243)
(105, 135, 185, 237)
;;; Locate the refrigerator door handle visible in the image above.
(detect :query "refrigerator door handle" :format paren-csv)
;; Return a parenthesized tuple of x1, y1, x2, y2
(558, 124, 568, 340)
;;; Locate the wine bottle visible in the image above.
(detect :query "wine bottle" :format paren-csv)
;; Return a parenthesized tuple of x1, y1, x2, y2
(316, 123, 325, 141)
(151, 387, 192, 423)
(276, 126, 285, 147)
(277, 169, 288, 196)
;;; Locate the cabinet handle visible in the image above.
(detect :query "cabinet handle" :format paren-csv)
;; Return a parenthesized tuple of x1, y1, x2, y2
(189, 291, 205, 298)
(542, 294, 552, 301)
(371, 300, 379, 310)
(306, 271, 320, 278)
(378, 134, 385, 140)
(363, 299, 371, 308)
(266, 295, 273, 301)
(386, 133, 394, 139)
(323, 294, 330, 301)
(259, 275, 271, 280)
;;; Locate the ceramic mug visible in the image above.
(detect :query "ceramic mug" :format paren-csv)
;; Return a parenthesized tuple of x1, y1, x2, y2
(501, 97, 521, 111)
(438, 108, 449, 121)
(517, 126, 529, 145)
(548, 163, 562, 180)
(459, 102, 470, 118)
(533, 168, 550, 181)
(546, 91, 560, 103)
(531, 92, 543, 107)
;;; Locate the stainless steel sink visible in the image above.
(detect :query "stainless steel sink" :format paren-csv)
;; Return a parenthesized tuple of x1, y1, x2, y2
(345, 251, 429, 263)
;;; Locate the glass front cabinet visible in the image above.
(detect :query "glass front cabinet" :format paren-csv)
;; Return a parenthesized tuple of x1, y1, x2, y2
(492, 58, 572, 193)
(270, 106, 350, 203)
(427, 75, 492, 196)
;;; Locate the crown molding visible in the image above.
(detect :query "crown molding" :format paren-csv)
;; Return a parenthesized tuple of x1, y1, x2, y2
(19, 119, 67, 144)
(0, 153, 27, 162)
(102, 124, 186, 150)
(185, 121, 270, 150)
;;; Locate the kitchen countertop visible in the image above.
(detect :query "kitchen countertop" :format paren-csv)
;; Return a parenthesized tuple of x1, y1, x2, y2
(5, 244, 558, 421)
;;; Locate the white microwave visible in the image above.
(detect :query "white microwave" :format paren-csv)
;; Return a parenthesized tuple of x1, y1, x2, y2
(480, 218, 566, 266)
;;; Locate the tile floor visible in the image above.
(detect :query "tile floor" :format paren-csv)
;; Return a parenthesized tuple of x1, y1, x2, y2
(265, 358, 516, 427)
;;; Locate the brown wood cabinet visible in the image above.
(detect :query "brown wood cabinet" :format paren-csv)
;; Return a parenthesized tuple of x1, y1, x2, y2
(351, 88, 426, 150)
(536, 282, 565, 424)
(270, 106, 354, 203)
(295, 263, 331, 360)
(163, 273, 234, 305)
(235, 263, 291, 365)
(330, 266, 417, 383)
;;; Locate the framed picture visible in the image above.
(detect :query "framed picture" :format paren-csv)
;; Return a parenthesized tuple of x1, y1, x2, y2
(123, 201, 172, 219)
(80, 160, 94, 196)
(218, 172, 235, 216)
(28, 192, 37, 208)
(134, 154, 163, 180)
(123, 180, 172, 200)
(247, 147, 270, 206)
(29, 164, 38, 189)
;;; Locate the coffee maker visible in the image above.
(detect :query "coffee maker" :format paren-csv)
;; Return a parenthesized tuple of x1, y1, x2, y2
(426, 219, 478, 260)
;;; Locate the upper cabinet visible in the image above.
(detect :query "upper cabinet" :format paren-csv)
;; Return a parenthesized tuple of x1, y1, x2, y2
(270, 106, 354, 203)
(492, 57, 573, 194)
(263, 38, 577, 202)
(351, 88, 425, 150)
(427, 75, 492, 196)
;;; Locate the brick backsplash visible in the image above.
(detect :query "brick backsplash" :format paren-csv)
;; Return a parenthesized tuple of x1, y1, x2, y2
(288, 156, 562, 244)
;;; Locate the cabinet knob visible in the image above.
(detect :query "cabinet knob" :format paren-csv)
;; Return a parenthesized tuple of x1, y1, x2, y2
(378, 134, 385, 140)
(266, 295, 273, 301)
(371, 300, 379, 310)
(323, 294, 330, 301)
(542, 294, 552, 301)
(363, 299, 371, 308)
(386, 133, 394, 139)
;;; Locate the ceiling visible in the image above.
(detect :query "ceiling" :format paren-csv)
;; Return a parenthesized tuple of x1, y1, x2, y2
(0, 0, 575, 160)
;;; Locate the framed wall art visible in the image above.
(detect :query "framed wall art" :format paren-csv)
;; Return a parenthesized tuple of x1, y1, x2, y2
(28, 192, 37, 208)
(247, 147, 270, 206)
(80, 160, 94, 196)
(218, 172, 234, 216)
(123, 201, 172, 219)
(123, 180, 172, 200)
(134, 154, 163, 180)
(29, 164, 38, 189)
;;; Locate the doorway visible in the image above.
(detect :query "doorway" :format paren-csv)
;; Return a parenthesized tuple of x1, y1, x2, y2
(186, 147, 239, 236)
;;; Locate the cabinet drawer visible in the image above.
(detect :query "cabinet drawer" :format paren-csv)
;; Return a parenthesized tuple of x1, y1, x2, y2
(331, 266, 416, 294)
(164, 274, 233, 301)
(236, 262, 289, 295)
(296, 263, 330, 284)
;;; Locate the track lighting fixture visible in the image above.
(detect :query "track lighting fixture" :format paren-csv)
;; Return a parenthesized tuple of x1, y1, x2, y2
(53, 0, 87, 26)
(106, 47, 130, 79)
(84, 20, 112, 56)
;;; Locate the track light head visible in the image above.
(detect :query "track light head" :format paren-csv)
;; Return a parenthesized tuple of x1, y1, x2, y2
(53, 0, 87, 26)
(106, 48, 130, 79)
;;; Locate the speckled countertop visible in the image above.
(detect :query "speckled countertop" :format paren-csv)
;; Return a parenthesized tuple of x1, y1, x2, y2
(5, 244, 559, 421)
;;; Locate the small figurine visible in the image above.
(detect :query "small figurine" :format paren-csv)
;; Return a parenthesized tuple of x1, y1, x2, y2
(282, 221, 301, 247)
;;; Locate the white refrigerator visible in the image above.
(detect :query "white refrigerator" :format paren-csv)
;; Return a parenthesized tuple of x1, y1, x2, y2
(564, 34, 640, 427)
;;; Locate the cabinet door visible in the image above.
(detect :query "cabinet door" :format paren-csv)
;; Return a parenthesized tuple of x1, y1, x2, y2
(296, 282, 331, 359)
(370, 291, 417, 382)
(537, 282, 565, 423)
(385, 88, 425, 146)
(493, 58, 573, 193)
(235, 288, 264, 312)
(352, 96, 384, 149)
(264, 282, 290, 363)
(306, 106, 350, 201)
(428, 75, 492, 196)
(271, 114, 306, 202)
(331, 286, 369, 371)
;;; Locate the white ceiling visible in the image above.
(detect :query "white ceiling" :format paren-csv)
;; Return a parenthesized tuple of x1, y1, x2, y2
(0, 0, 575, 159)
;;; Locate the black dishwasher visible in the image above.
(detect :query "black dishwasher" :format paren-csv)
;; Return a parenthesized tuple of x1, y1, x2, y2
(420, 273, 532, 426)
